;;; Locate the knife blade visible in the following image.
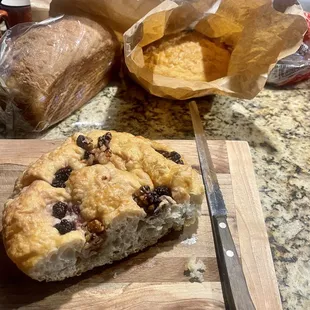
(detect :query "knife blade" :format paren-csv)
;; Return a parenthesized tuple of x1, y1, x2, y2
(189, 101, 256, 310)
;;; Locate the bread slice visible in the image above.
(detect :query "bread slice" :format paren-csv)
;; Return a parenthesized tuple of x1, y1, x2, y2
(2, 131, 203, 281)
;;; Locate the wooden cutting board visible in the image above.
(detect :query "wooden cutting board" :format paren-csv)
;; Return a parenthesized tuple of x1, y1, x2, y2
(0, 140, 282, 310)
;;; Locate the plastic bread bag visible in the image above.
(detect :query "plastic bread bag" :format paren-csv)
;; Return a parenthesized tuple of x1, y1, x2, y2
(267, 11, 310, 86)
(123, 0, 307, 100)
(0, 15, 119, 135)
(267, 41, 310, 86)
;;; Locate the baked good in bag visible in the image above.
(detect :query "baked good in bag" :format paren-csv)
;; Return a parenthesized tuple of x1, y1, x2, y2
(0, 16, 119, 131)
(143, 31, 230, 82)
(2, 131, 203, 281)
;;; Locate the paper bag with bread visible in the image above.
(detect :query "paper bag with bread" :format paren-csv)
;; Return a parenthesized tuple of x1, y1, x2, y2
(123, 0, 307, 99)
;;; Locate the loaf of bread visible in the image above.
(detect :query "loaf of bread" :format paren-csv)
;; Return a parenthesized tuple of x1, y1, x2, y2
(2, 130, 204, 281)
(0, 16, 119, 131)
(143, 31, 230, 82)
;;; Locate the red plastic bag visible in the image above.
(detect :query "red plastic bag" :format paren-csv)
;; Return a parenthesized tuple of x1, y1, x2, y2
(304, 12, 310, 39)
(267, 12, 310, 86)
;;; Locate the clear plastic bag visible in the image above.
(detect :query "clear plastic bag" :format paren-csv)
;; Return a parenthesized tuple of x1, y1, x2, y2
(267, 41, 310, 86)
(0, 15, 119, 135)
(267, 11, 310, 86)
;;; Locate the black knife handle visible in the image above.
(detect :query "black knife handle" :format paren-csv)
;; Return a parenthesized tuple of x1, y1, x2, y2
(212, 215, 256, 310)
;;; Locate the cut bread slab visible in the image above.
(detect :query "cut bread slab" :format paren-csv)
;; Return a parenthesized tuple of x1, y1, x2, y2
(2, 131, 204, 281)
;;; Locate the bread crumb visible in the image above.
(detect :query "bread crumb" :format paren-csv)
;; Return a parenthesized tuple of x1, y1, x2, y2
(181, 234, 198, 245)
(184, 257, 206, 283)
(113, 272, 117, 279)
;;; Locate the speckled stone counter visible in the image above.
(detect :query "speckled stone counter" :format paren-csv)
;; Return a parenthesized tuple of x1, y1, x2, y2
(6, 80, 310, 309)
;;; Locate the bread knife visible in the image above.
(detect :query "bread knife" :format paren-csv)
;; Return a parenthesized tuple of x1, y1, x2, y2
(189, 101, 256, 310)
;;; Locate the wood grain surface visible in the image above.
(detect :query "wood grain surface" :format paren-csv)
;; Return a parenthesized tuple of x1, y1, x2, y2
(0, 139, 282, 310)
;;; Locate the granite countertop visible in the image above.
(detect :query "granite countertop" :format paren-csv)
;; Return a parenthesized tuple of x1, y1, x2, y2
(42, 80, 310, 309)
(3, 79, 309, 309)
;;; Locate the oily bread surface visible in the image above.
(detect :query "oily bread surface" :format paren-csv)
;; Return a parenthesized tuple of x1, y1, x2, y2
(1, 16, 119, 130)
(2, 131, 203, 277)
(143, 31, 231, 82)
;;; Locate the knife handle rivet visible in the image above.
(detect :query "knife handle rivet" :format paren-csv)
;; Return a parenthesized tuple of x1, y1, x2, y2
(219, 222, 227, 229)
(226, 250, 234, 257)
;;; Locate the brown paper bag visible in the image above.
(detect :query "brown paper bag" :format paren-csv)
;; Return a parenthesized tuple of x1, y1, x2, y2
(50, 0, 164, 34)
(123, 0, 307, 99)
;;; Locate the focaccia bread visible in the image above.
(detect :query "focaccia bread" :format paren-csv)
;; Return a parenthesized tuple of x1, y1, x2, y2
(2, 131, 204, 281)
(143, 31, 230, 82)
(0, 16, 119, 131)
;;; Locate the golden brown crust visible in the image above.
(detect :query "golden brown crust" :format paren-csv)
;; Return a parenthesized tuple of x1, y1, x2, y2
(143, 31, 230, 82)
(3, 181, 85, 272)
(2, 131, 203, 275)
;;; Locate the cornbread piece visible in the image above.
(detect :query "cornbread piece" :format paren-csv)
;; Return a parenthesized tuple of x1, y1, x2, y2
(2, 131, 204, 281)
(144, 31, 230, 82)
(0, 16, 119, 131)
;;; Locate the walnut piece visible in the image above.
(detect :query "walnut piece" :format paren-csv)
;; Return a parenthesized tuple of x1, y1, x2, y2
(87, 219, 105, 234)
